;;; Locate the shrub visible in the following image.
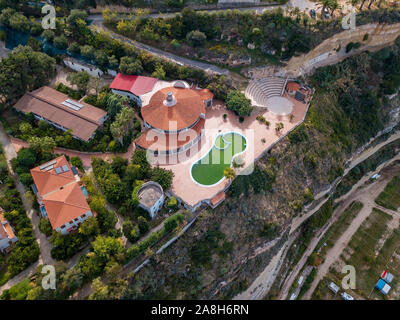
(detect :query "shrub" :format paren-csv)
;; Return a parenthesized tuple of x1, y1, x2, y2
(167, 196, 178, 211)
(39, 218, 53, 237)
(19, 173, 33, 187)
(226, 91, 253, 117)
(137, 216, 150, 235)
(186, 30, 207, 47)
(70, 156, 84, 171)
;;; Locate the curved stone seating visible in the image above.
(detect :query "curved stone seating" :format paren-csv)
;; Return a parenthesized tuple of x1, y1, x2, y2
(245, 76, 287, 108)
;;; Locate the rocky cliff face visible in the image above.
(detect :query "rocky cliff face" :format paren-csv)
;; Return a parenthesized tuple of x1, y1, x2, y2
(286, 22, 400, 76)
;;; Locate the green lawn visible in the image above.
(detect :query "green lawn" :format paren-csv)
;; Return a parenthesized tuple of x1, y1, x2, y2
(375, 176, 400, 210)
(191, 133, 246, 186)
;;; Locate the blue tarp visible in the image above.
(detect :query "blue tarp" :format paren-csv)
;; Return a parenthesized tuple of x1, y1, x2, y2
(376, 279, 386, 291)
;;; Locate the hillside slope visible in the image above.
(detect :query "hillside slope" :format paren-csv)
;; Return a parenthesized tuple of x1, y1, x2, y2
(122, 39, 400, 300)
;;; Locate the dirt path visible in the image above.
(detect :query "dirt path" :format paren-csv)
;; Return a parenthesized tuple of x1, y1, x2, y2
(303, 164, 400, 299)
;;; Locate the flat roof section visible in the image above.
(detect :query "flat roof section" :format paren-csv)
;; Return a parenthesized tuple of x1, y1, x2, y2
(138, 182, 163, 209)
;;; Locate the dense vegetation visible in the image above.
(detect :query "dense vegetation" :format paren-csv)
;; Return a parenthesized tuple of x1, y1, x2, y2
(108, 7, 400, 68)
(0, 144, 40, 280)
(113, 40, 400, 300)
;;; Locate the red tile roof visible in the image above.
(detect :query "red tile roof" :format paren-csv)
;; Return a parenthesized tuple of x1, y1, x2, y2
(110, 73, 158, 96)
(0, 208, 16, 240)
(135, 118, 205, 152)
(141, 87, 206, 132)
(14, 87, 107, 141)
(210, 191, 225, 207)
(286, 82, 301, 92)
(30, 156, 76, 196)
(43, 183, 90, 230)
(30, 156, 91, 230)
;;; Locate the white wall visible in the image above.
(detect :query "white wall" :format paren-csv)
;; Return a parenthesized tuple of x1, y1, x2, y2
(64, 59, 103, 78)
(111, 89, 142, 107)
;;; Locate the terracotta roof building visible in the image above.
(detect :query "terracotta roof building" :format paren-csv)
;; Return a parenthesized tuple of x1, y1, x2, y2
(31, 156, 93, 234)
(0, 208, 18, 253)
(134, 79, 214, 155)
(14, 86, 108, 141)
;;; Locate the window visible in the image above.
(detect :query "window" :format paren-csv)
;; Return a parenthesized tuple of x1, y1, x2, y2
(74, 218, 79, 222)
(61, 225, 66, 229)
(81, 214, 86, 218)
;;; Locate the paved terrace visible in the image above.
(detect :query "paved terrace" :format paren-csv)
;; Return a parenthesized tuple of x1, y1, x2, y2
(11, 95, 310, 209)
(156, 94, 310, 208)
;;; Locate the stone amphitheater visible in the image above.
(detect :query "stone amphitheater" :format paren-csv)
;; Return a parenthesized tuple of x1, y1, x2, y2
(245, 76, 294, 115)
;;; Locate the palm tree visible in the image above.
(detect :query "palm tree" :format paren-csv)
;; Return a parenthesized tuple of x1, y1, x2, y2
(224, 167, 235, 181)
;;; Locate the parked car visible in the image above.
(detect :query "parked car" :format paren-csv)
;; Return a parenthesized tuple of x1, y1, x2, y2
(341, 292, 354, 300)
(309, 9, 316, 19)
(323, 8, 331, 19)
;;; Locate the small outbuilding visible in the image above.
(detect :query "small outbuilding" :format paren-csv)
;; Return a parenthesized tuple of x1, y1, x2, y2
(137, 181, 164, 219)
(381, 270, 394, 283)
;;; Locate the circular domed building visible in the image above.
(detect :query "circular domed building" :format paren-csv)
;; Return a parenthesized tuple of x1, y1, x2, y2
(135, 81, 213, 155)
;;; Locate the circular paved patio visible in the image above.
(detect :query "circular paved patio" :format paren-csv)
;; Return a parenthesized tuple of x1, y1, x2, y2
(266, 96, 293, 115)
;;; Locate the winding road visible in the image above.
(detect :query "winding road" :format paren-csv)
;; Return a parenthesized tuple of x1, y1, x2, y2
(88, 0, 317, 76)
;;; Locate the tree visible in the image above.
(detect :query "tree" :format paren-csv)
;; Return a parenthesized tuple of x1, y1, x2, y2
(68, 42, 81, 55)
(108, 55, 119, 70)
(16, 148, 36, 168)
(131, 150, 151, 178)
(151, 166, 174, 190)
(41, 30, 55, 43)
(81, 45, 95, 60)
(70, 156, 83, 171)
(224, 167, 235, 181)
(164, 213, 184, 233)
(67, 71, 90, 92)
(79, 217, 100, 237)
(110, 106, 135, 145)
(137, 216, 149, 235)
(226, 90, 253, 117)
(53, 35, 68, 49)
(87, 77, 102, 95)
(0, 46, 56, 105)
(28, 136, 56, 154)
(95, 50, 109, 68)
(67, 9, 88, 26)
(39, 218, 53, 237)
(19, 173, 33, 186)
(151, 63, 166, 80)
(111, 156, 128, 177)
(186, 30, 207, 46)
(9, 12, 29, 32)
(119, 56, 143, 75)
(27, 37, 42, 52)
